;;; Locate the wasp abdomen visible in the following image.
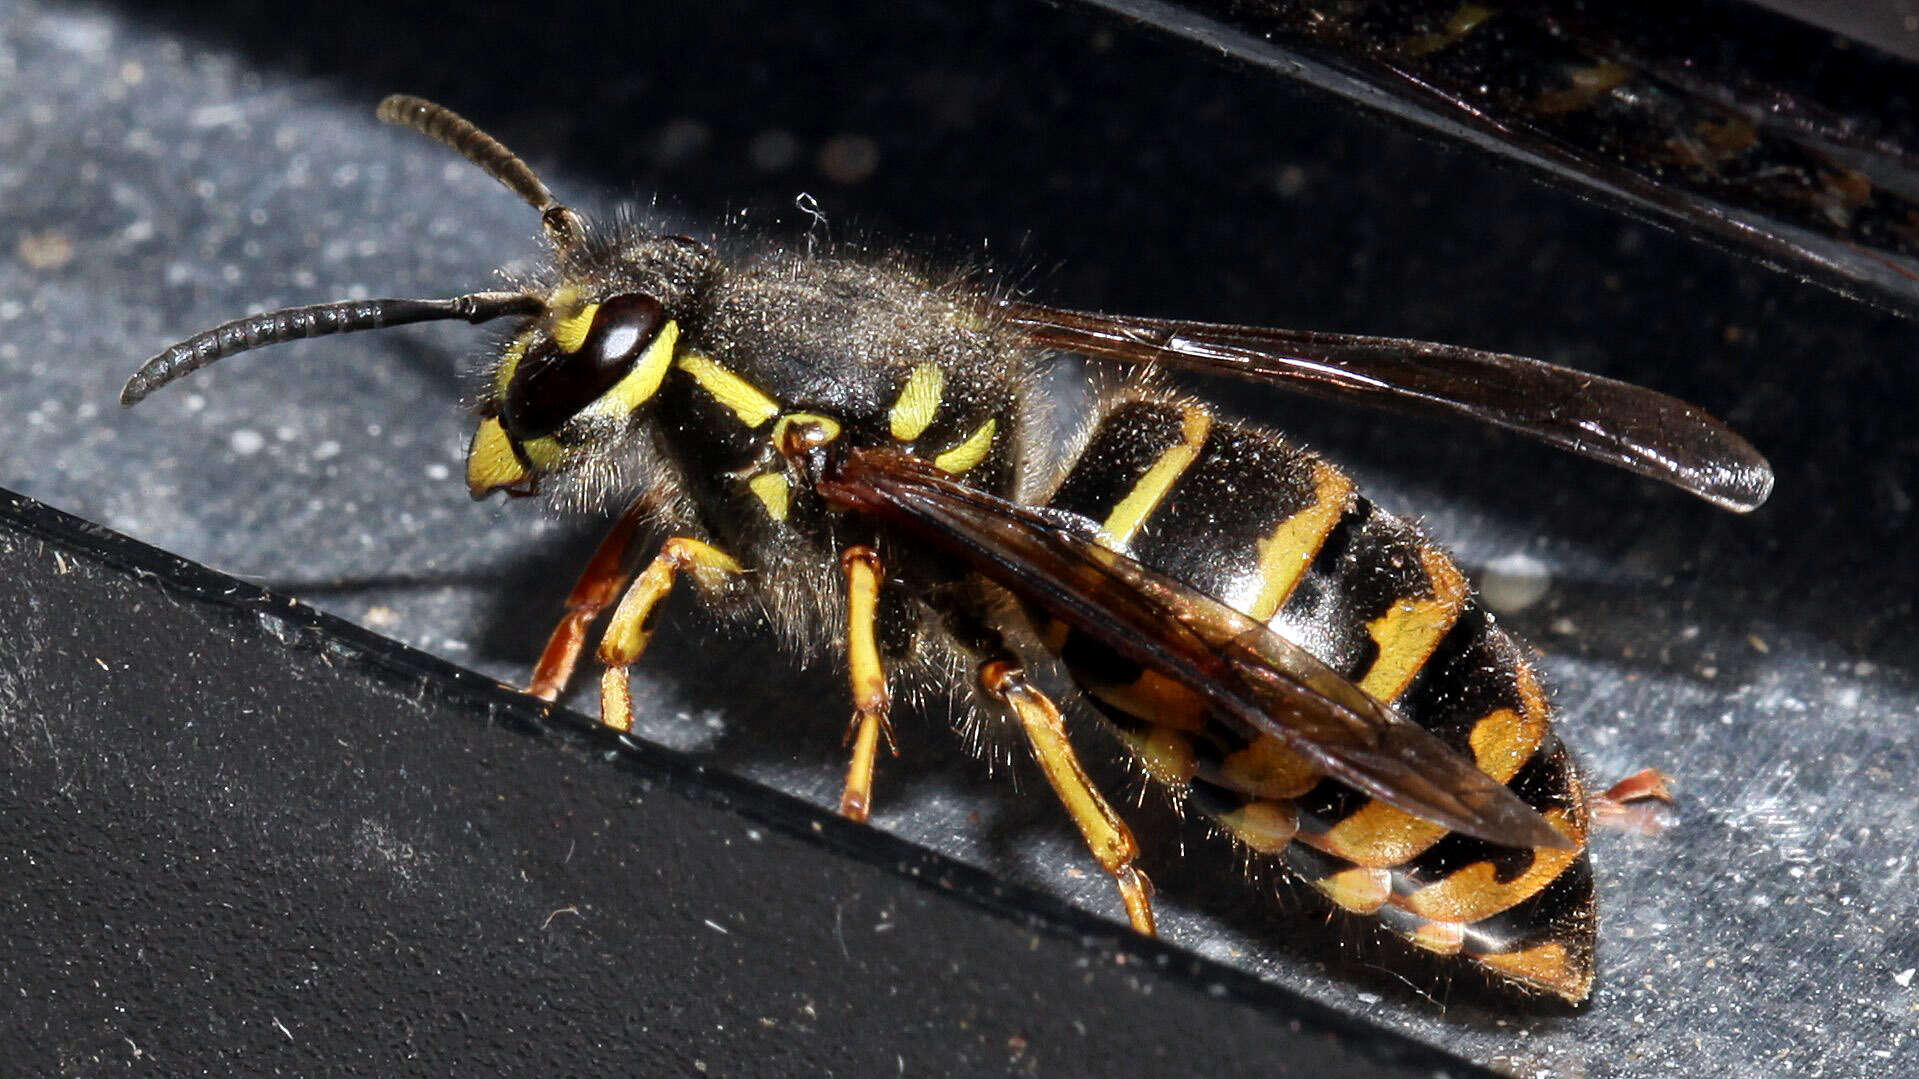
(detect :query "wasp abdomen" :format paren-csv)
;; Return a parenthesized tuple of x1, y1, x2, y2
(1041, 397, 1596, 1001)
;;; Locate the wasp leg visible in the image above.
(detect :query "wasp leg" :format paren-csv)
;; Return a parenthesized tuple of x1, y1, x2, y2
(595, 537, 744, 733)
(1599, 768, 1674, 805)
(838, 546, 897, 823)
(979, 658, 1156, 935)
(1591, 767, 1676, 835)
(526, 499, 650, 702)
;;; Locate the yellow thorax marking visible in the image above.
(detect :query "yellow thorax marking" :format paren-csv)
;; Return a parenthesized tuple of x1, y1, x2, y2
(888, 362, 945, 441)
(1101, 407, 1211, 546)
(1248, 461, 1353, 622)
(675, 351, 781, 427)
(749, 413, 843, 522)
(747, 472, 791, 521)
(770, 412, 843, 449)
(932, 417, 996, 474)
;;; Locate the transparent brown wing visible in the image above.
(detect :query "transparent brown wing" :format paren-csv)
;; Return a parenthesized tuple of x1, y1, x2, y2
(999, 300, 1774, 513)
(821, 448, 1572, 851)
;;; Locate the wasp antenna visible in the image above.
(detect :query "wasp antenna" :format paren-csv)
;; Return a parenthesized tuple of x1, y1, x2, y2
(121, 291, 543, 407)
(377, 94, 586, 251)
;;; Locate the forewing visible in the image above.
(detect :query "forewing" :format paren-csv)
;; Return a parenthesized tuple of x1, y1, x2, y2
(1000, 301, 1773, 513)
(822, 448, 1571, 851)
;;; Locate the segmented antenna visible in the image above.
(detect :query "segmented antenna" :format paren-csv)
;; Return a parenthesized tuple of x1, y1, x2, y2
(377, 94, 586, 251)
(121, 292, 543, 406)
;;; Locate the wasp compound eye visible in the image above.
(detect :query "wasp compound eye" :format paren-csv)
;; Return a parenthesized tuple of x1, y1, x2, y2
(502, 293, 667, 440)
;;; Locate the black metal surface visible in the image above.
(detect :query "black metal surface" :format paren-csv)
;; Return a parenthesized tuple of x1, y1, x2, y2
(1082, 0, 1919, 320)
(2, 0, 1916, 1074)
(0, 487, 1478, 1074)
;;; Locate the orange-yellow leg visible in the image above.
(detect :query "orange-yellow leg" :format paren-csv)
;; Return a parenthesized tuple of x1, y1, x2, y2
(1591, 767, 1676, 836)
(595, 537, 743, 733)
(838, 546, 897, 823)
(526, 501, 650, 701)
(979, 659, 1156, 935)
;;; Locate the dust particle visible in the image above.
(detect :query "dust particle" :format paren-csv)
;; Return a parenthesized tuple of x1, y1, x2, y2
(17, 230, 74, 270)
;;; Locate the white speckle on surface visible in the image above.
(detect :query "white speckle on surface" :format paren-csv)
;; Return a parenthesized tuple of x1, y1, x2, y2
(229, 429, 265, 455)
(1480, 551, 1552, 612)
(1356, 992, 1380, 1004)
(190, 103, 245, 129)
(1895, 969, 1915, 988)
(424, 462, 449, 481)
(313, 439, 340, 460)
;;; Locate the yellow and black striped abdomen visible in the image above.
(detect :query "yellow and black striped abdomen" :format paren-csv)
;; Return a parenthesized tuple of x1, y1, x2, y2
(1041, 397, 1595, 1001)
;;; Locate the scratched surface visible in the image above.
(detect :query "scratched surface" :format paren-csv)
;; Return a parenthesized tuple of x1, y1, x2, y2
(2, 0, 1915, 1074)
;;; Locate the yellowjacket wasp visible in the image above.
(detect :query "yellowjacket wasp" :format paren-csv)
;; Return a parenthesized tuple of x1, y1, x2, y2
(123, 96, 1772, 1002)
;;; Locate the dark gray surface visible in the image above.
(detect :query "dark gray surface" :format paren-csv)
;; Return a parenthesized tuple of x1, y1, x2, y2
(2, 0, 1916, 1074)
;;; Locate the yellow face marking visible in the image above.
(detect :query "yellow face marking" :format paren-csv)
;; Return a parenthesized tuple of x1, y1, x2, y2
(493, 331, 534, 399)
(464, 416, 527, 496)
(1218, 736, 1322, 801)
(596, 319, 678, 415)
(675, 352, 781, 427)
(1472, 941, 1591, 1004)
(551, 301, 600, 353)
(1219, 800, 1297, 854)
(888, 362, 945, 441)
(521, 435, 565, 473)
(1404, 808, 1583, 924)
(1356, 545, 1469, 702)
(1248, 462, 1352, 622)
(748, 471, 791, 522)
(1317, 867, 1392, 915)
(932, 417, 997, 475)
(1101, 407, 1211, 546)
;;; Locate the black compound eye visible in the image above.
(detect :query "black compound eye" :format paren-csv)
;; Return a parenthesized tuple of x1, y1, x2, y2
(501, 293, 666, 440)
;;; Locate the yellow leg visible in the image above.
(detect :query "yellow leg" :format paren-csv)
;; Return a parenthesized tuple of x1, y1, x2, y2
(979, 659, 1156, 935)
(838, 546, 897, 823)
(595, 537, 743, 733)
(526, 500, 648, 702)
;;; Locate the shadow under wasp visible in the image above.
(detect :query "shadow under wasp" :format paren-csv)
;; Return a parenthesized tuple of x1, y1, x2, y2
(122, 95, 1773, 1003)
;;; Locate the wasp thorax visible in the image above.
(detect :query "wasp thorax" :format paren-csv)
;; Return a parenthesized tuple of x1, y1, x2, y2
(502, 293, 668, 441)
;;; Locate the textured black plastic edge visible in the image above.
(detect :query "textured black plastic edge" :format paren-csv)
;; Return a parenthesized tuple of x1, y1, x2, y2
(0, 485, 1493, 1076)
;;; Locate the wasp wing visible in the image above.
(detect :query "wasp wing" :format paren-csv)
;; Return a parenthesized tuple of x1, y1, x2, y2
(822, 448, 1571, 851)
(999, 301, 1773, 513)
